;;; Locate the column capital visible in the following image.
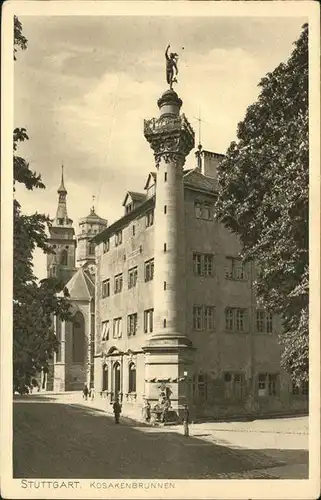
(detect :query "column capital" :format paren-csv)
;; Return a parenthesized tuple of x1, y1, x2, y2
(144, 113, 195, 168)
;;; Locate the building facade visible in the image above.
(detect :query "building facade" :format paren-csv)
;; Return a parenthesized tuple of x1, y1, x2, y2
(45, 169, 107, 391)
(92, 88, 308, 421)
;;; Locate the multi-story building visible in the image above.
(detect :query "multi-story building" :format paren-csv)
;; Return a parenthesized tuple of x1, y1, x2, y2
(92, 88, 308, 420)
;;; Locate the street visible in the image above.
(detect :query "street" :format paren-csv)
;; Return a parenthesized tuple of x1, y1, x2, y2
(13, 395, 308, 479)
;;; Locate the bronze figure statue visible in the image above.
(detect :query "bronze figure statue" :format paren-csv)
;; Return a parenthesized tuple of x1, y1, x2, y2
(165, 44, 179, 89)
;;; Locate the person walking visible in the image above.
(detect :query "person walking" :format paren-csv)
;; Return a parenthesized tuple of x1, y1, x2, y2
(113, 398, 122, 424)
(82, 383, 89, 401)
(183, 404, 190, 437)
(144, 400, 151, 423)
(90, 387, 95, 401)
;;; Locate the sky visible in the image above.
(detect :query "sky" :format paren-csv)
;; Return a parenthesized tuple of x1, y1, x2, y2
(14, 14, 306, 280)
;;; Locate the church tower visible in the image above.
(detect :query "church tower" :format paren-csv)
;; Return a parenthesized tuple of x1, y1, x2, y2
(76, 204, 107, 279)
(47, 166, 76, 287)
(143, 86, 195, 414)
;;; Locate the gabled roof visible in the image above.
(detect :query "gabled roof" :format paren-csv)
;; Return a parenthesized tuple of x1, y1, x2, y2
(122, 191, 147, 207)
(63, 266, 94, 301)
(144, 172, 157, 190)
(183, 169, 218, 193)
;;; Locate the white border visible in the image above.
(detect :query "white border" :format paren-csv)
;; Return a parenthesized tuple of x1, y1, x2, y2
(1, 2, 320, 499)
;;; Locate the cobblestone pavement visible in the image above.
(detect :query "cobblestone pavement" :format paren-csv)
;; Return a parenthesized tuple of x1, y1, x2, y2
(13, 395, 308, 479)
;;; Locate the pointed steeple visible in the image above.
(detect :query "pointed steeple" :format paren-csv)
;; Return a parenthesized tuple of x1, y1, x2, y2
(58, 164, 67, 194)
(53, 164, 73, 227)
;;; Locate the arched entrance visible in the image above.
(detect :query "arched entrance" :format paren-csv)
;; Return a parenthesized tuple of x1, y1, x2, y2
(102, 364, 108, 391)
(113, 362, 121, 397)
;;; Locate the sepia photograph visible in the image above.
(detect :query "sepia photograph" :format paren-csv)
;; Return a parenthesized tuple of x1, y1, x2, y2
(1, 1, 320, 499)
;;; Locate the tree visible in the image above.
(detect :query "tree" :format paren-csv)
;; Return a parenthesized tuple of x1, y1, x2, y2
(13, 17, 71, 393)
(215, 24, 308, 385)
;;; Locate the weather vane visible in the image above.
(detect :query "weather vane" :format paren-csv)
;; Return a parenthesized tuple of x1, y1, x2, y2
(165, 44, 179, 89)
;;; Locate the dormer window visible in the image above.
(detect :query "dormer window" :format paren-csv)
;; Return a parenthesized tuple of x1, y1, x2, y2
(89, 243, 95, 256)
(147, 185, 155, 198)
(126, 203, 133, 214)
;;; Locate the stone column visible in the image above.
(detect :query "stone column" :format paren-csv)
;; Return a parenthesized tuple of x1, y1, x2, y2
(143, 89, 195, 415)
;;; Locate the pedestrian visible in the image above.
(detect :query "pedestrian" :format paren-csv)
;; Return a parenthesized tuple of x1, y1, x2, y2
(144, 400, 151, 423)
(82, 383, 89, 401)
(113, 398, 122, 424)
(90, 387, 95, 401)
(183, 404, 189, 436)
(161, 398, 170, 423)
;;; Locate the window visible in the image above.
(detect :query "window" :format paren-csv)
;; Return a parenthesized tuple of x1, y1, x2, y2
(225, 308, 248, 333)
(101, 320, 110, 341)
(144, 309, 154, 333)
(102, 279, 110, 298)
(60, 249, 68, 266)
(114, 273, 123, 294)
(72, 312, 85, 363)
(127, 313, 138, 337)
(163, 319, 167, 328)
(164, 205, 167, 214)
(128, 267, 138, 289)
(194, 202, 202, 219)
(193, 306, 215, 331)
(103, 240, 110, 253)
(292, 381, 309, 396)
(51, 265, 57, 277)
(147, 185, 155, 199)
(113, 317, 122, 339)
(144, 259, 154, 282)
(89, 243, 95, 256)
(204, 306, 215, 330)
(225, 257, 247, 280)
(202, 204, 212, 220)
(125, 203, 132, 214)
(164, 243, 167, 252)
(194, 201, 212, 220)
(193, 253, 214, 277)
(58, 218, 64, 225)
(164, 281, 167, 290)
(55, 319, 61, 362)
(256, 310, 273, 334)
(128, 363, 136, 393)
(193, 306, 202, 330)
(235, 309, 245, 332)
(193, 373, 208, 401)
(146, 210, 154, 228)
(224, 372, 244, 400)
(132, 225, 135, 236)
(164, 172, 167, 182)
(115, 230, 122, 247)
(258, 373, 279, 397)
(268, 374, 278, 396)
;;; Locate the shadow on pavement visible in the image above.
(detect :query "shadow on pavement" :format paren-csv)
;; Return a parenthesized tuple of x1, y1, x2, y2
(13, 395, 57, 402)
(13, 401, 309, 480)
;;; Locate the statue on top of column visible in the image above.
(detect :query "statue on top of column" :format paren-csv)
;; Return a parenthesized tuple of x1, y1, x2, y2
(165, 44, 179, 89)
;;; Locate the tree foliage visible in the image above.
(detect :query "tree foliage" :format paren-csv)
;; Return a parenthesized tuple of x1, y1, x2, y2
(14, 15, 27, 60)
(13, 17, 71, 393)
(215, 24, 308, 385)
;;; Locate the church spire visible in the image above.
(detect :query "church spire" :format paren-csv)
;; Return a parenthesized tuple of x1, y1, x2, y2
(58, 164, 67, 194)
(53, 164, 72, 227)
